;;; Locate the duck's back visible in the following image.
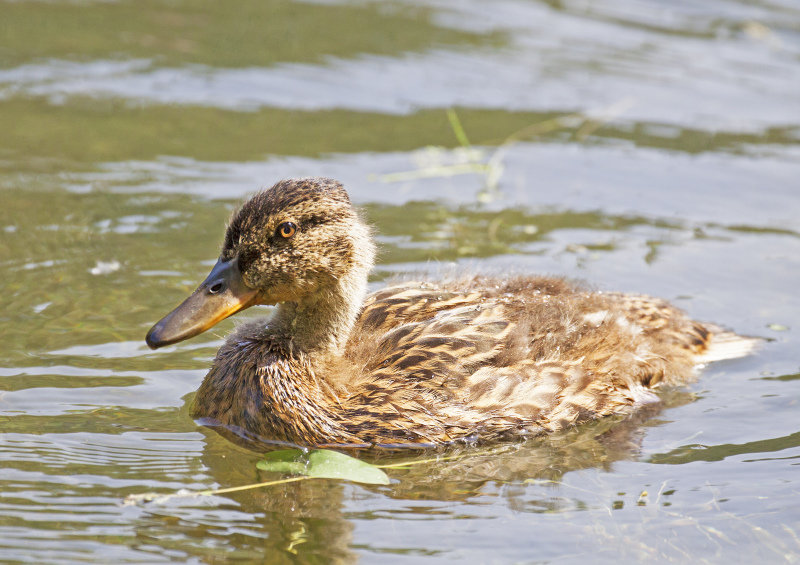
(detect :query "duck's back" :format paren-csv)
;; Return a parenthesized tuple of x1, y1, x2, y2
(338, 276, 751, 444)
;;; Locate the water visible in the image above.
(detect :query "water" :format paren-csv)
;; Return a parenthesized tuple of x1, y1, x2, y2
(1, 0, 799, 562)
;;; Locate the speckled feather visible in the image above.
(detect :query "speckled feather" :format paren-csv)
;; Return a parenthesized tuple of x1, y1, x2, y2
(190, 178, 756, 448)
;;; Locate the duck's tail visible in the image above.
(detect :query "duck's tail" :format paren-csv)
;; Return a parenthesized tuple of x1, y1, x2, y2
(696, 330, 762, 364)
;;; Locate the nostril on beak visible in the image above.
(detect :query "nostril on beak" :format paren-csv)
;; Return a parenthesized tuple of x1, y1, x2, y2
(208, 281, 225, 294)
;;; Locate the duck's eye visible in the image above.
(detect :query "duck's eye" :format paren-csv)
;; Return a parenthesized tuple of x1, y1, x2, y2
(277, 222, 297, 239)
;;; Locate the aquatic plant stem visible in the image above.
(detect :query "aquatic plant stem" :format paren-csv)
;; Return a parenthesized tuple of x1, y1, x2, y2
(197, 476, 308, 496)
(378, 99, 636, 201)
(446, 108, 472, 148)
(123, 476, 308, 505)
(123, 452, 468, 506)
(375, 454, 465, 469)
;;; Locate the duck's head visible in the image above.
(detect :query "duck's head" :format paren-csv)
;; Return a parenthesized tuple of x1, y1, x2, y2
(145, 178, 374, 349)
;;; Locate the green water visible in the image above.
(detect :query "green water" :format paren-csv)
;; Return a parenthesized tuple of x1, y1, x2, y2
(1, 0, 799, 562)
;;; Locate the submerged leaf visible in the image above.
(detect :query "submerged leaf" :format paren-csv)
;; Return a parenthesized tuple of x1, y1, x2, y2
(256, 449, 307, 474)
(256, 449, 390, 485)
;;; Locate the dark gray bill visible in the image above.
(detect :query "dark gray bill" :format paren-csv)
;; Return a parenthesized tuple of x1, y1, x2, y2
(145, 257, 260, 349)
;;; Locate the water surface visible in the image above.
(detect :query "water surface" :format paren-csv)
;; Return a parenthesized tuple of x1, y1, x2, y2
(1, 0, 799, 562)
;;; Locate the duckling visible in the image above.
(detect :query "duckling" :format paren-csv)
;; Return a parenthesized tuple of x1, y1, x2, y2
(146, 178, 756, 447)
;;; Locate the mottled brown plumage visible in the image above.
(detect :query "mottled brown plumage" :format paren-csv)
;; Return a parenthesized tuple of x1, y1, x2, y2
(147, 178, 757, 448)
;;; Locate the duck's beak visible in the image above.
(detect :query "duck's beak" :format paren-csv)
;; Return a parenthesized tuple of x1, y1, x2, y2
(145, 257, 260, 350)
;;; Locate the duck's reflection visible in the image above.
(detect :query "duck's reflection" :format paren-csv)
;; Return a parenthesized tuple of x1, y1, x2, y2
(170, 388, 692, 561)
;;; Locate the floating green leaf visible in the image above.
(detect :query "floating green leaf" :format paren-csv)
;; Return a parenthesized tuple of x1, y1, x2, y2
(256, 449, 390, 485)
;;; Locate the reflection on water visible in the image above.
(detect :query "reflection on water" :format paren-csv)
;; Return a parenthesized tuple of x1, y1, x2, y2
(1, 0, 799, 562)
(141, 394, 680, 561)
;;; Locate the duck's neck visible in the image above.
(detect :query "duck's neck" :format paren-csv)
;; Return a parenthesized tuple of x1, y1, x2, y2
(270, 268, 369, 356)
